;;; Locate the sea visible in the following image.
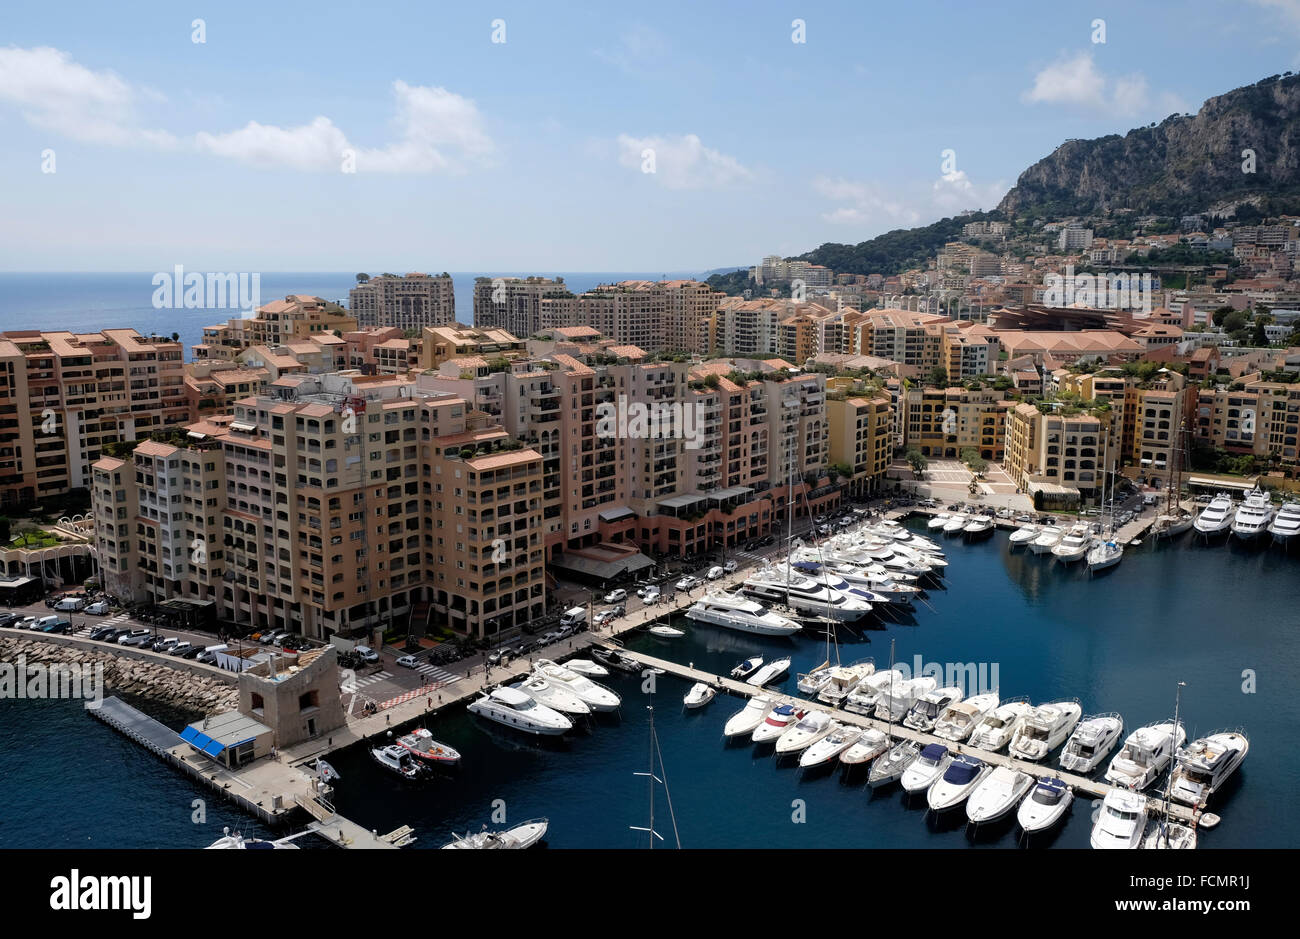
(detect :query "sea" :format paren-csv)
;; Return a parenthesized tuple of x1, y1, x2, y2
(3, 517, 1296, 849)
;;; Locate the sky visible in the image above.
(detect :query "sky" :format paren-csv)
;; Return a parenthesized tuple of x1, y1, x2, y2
(2, 0, 1300, 272)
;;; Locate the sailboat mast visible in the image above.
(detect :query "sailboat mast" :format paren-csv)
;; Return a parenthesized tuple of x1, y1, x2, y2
(1161, 680, 1186, 847)
(885, 637, 896, 739)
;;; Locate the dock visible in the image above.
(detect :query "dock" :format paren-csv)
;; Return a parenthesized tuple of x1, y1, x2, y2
(599, 644, 1205, 827)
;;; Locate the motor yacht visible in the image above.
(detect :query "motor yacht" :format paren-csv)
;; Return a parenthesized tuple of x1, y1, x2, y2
(845, 668, 904, 715)
(1091, 789, 1148, 849)
(1008, 700, 1082, 762)
(746, 656, 791, 687)
(206, 827, 302, 849)
(466, 686, 573, 736)
(511, 676, 591, 716)
(933, 692, 999, 742)
(1268, 501, 1300, 544)
(927, 513, 952, 531)
(901, 743, 952, 793)
(798, 722, 862, 767)
(789, 556, 918, 606)
(1104, 720, 1186, 790)
(1028, 526, 1063, 554)
(741, 566, 871, 621)
(1016, 777, 1073, 834)
(902, 685, 964, 733)
(1008, 524, 1040, 548)
(723, 695, 773, 738)
(683, 682, 715, 709)
(874, 676, 938, 723)
(686, 591, 802, 636)
(816, 659, 876, 706)
(751, 703, 806, 744)
(370, 744, 424, 780)
(394, 728, 462, 768)
(1051, 524, 1092, 562)
(1086, 538, 1123, 572)
(962, 516, 995, 541)
(1232, 487, 1275, 539)
(926, 754, 992, 813)
(774, 710, 835, 756)
(839, 727, 890, 766)
(1059, 713, 1124, 774)
(590, 647, 640, 674)
(533, 660, 621, 711)
(1169, 731, 1249, 806)
(967, 697, 1032, 752)
(867, 739, 919, 787)
(1193, 493, 1234, 537)
(966, 765, 1034, 824)
(562, 658, 609, 678)
(942, 514, 969, 535)
(730, 655, 763, 680)
(1141, 820, 1198, 849)
(442, 818, 548, 849)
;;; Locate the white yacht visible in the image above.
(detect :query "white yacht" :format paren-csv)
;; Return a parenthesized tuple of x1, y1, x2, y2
(1008, 524, 1040, 548)
(839, 728, 890, 766)
(902, 685, 963, 733)
(927, 755, 992, 813)
(443, 818, 548, 849)
(1231, 487, 1275, 540)
(1152, 512, 1194, 539)
(868, 739, 920, 787)
(962, 516, 995, 541)
(730, 655, 763, 680)
(942, 514, 969, 535)
(533, 660, 621, 712)
(1193, 493, 1234, 537)
(746, 656, 791, 687)
(511, 676, 591, 716)
(1091, 789, 1148, 849)
(370, 744, 423, 780)
(798, 722, 862, 767)
(1169, 731, 1249, 806)
(1105, 720, 1186, 790)
(1008, 700, 1082, 762)
(685, 592, 802, 636)
(683, 682, 715, 709)
(966, 765, 1033, 824)
(1051, 524, 1092, 562)
(466, 686, 573, 736)
(791, 556, 921, 605)
(648, 625, 684, 638)
(1029, 526, 1064, 554)
(816, 659, 876, 706)
(1016, 777, 1073, 834)
(967, 697, 1032, 752)
(932, 692, 999, 742)
(901, 743, 952, 793)
(723, 695, 773, 738)
(562, 658, 609, 678)
(844, 668, 904, 715)
(774, 710, 836, 756)
(741, 566, 871, 621)
(874, 676, 938, 723)
(751, 703, 805, 744)
(1141, 819, 1198, 850)
(206, 827, 302, 849)
(1268, 501, 1300, 544)
(1087, 538, 1124, 572)
(927, 513, 952, 531)
(1059, 713, 1124, 774)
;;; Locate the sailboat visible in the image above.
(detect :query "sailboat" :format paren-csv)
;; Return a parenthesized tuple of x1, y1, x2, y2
(867, 638, 921, 787)
(1087, 432, 1123, 573)
(1142, 681, 1197, 850)
(630, 703, 681, 849)
(1152, 420, 1193, 540)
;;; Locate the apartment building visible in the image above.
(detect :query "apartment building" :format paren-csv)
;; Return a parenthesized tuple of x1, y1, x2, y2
(902, 387, 1007, 461)
(848, 309, 947, 368)
(777, 313, 820, 365)
(1004, 402, 1111, 502)
(827, 392, 893, 496)
(185, 365, 270, 417)
(472, 276, 574, 336)
(349, 273, 455, 329)
(0, 329, 188, 504)
(1195, 379, 1300, 469)
(195, 296, 357, 362)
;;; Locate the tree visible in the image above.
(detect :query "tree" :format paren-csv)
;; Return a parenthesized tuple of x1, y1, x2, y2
(170, 331, 180, 341)
(1222, 311, 1249, 334)
(927, 366, 949, 388)
(1251, 318, 1269, 347)
(905, 449, 928, 478)
(356, 273, 370, 283)
(961, 447, 989, 475)
(1211, 306, 1235, 328)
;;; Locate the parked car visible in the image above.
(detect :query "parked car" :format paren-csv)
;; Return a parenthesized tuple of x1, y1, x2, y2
(395, 654, 420, 668)
(168, 642, 194, 657)
(84, 600, 111, 615)
(641, 586, 661, 604)
(354, 645, 380, 664)
(513, 640, 538, 657)
(88, 626, 117, 641)
(486, 647, 512, 666)
(675, 576, 698, 590)
(152, 637, 180, 653)
(0, 612, 20, 628)
(705, 566, 724, 580)
(181, 645, 205, 660)
(195, 650, 218, 665)
(42, 619, 73, 633)
(559, 606, 587, 628)
(603, 588, 627, 604)
(119, 630, 152, 646)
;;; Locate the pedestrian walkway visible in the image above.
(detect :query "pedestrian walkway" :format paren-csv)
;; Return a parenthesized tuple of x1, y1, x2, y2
(413, 662, 461, 684)
(350, 670, 392, 688)
(73, 612, 130, 637)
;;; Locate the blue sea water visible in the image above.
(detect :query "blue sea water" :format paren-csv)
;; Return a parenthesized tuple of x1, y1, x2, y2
(0, 271, 701, 356)
(4, 519, 1296, 849)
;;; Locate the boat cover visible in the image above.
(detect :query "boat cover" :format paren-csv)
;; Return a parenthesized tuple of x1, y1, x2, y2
(920, 743, 948, 760)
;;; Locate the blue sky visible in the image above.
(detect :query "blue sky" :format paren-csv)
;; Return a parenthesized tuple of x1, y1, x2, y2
(2, 0, 1298, 272)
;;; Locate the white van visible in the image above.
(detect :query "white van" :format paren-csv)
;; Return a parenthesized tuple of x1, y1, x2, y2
(559, 606, 587, 628)
(54, 596, 86, 612)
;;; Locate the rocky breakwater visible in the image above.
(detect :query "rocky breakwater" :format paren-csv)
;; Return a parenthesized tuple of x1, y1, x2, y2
(0, 633, 238, 714)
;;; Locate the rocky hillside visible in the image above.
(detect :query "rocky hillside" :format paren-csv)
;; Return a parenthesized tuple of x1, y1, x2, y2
(998, 73, 1300, 218)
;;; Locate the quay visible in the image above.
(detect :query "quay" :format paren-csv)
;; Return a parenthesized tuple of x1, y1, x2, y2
(595, 643, 1206, 828)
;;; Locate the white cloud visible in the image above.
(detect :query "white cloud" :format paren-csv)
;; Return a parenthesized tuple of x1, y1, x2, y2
(815, 171, 1006, 228)
(617, 133, 754, 189)
(0, 45, 176, 146)
(931, 170, 1007, 214)
(196, 81, 493, 173)
(1023, 51, 1183, 118)
(813, 177, 922, 227)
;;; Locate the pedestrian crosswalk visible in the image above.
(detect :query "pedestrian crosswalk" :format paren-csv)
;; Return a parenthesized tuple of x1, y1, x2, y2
(350, 670, 392, 688)
(74, 612, 130, 637)
(413, 662, 462, 684)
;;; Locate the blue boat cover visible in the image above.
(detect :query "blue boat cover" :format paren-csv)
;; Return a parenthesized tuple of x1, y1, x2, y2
(942, 758, 981, 784)
(920, 743, 948, 760)
(773, 704, 795, 715)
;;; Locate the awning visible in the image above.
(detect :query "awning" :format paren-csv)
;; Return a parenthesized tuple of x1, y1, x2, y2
(598, 506, 636, 523)
(180, 725, 226, 756)
(1186, 475, 1256, 491)
(549, 551, 654, 580)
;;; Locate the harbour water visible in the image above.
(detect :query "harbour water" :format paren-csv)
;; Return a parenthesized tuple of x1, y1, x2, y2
(4, 518, 1296, 849)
